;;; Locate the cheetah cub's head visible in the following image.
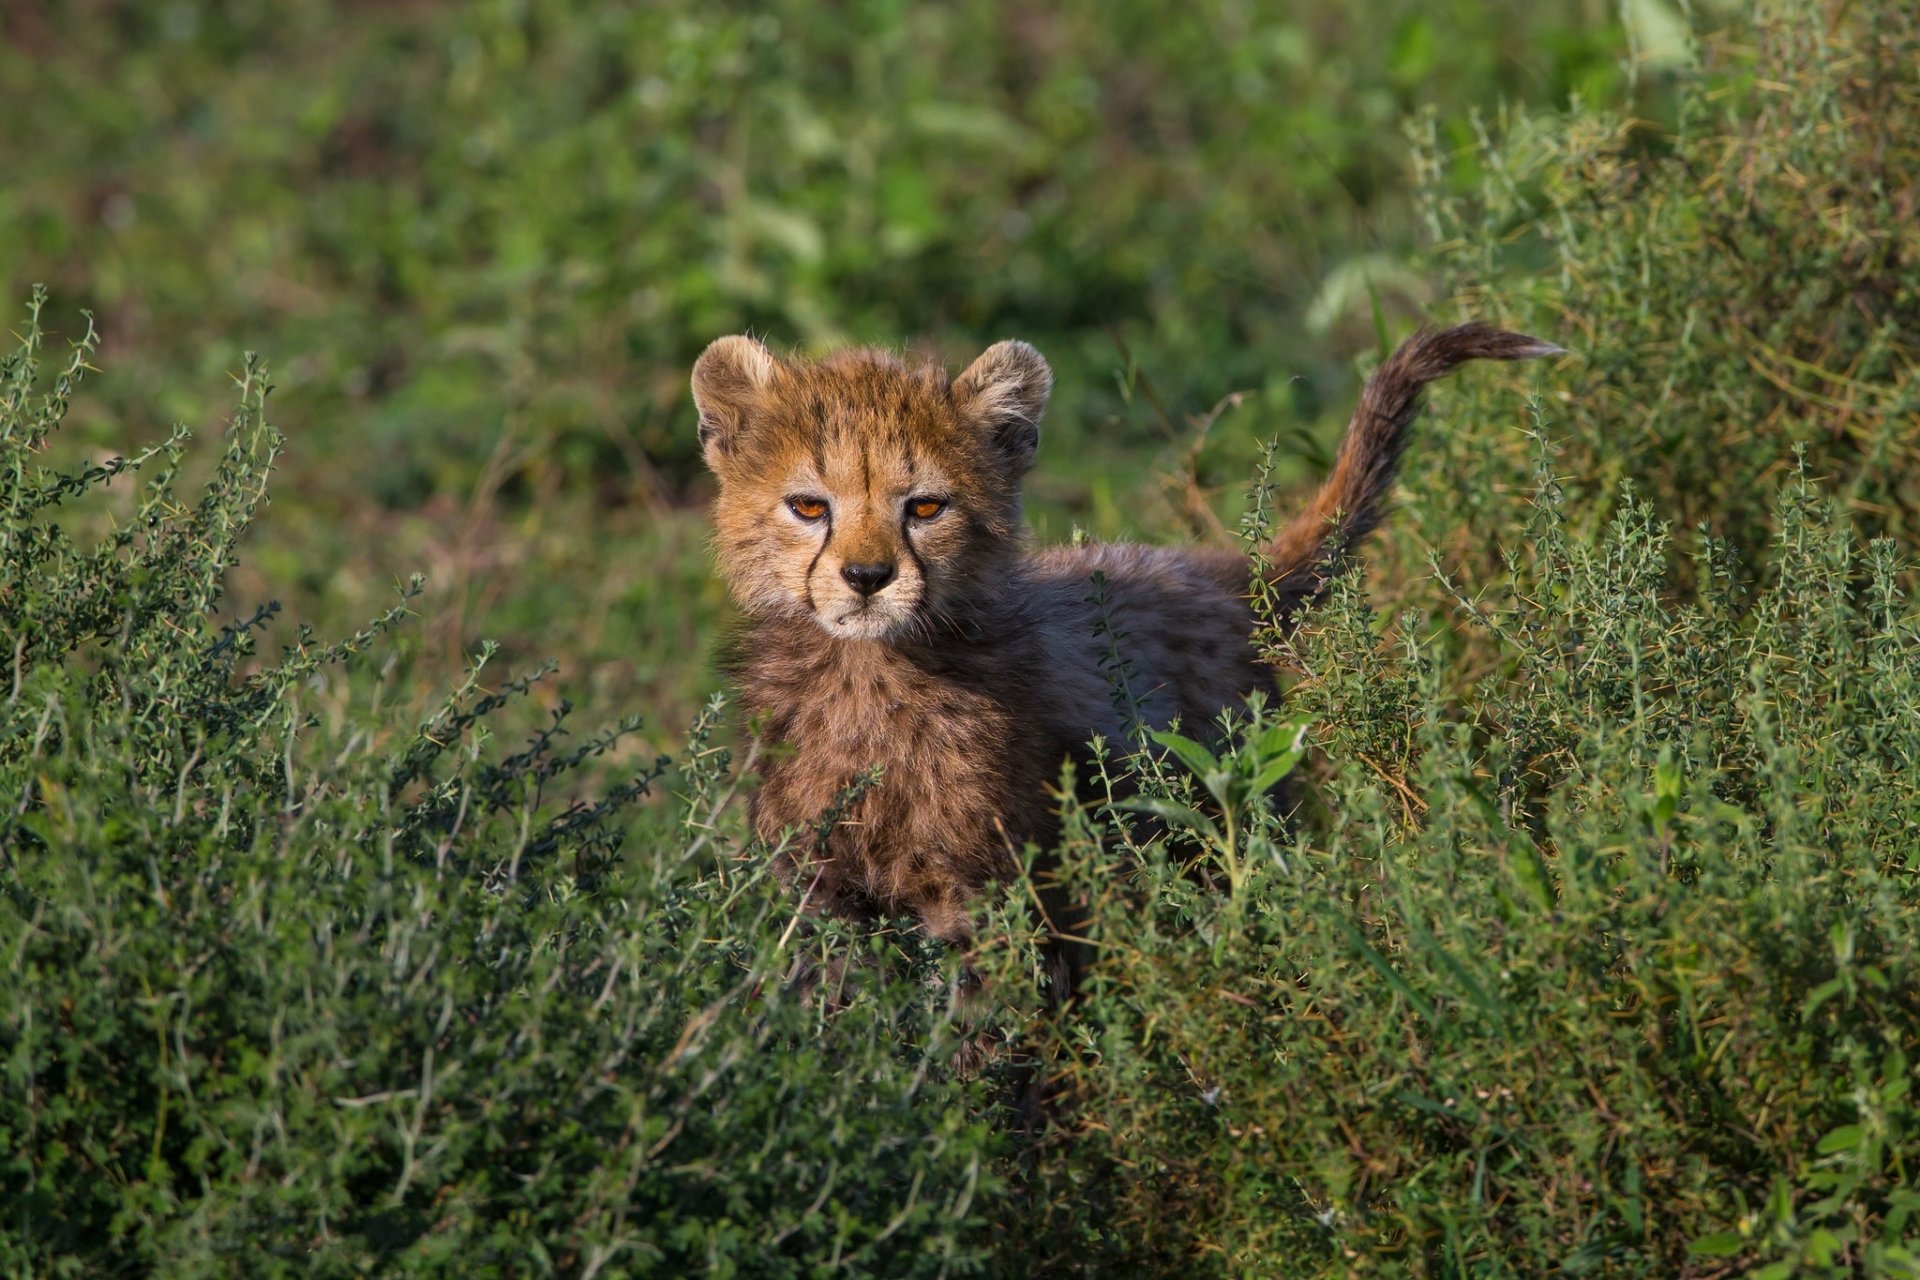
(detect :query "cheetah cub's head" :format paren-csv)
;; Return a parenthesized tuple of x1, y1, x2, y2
(692, 335, 1051, 641)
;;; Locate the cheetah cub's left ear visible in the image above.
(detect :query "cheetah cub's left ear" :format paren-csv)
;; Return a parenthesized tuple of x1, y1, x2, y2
(691, 335, 782, 472)
(953, 340, 1052, 474)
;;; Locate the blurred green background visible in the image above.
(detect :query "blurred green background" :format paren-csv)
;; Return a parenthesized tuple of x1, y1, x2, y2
(15, 6, 1920, 1271)
(1, 0, 1692, 737)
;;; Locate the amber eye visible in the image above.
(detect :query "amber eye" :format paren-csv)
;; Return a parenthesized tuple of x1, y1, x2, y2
(907, 497, 947, 521)
(787, 496, 829, 522)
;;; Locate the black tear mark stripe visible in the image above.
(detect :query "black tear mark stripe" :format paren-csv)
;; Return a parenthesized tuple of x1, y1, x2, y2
(899, 507, 929, 613)
(804, 514, 833, 614)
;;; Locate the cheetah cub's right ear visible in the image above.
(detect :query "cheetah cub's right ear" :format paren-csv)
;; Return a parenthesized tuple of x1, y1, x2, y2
(952, 340, 1053, 475)
(691, 335, 782, 472)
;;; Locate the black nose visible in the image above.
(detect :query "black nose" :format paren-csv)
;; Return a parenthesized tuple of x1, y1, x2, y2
(841, 561, 897, 597)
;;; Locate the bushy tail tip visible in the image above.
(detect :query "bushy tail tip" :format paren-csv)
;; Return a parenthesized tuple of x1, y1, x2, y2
(1396, 321, 1565, 371)
(1260, 320, 1559, 615)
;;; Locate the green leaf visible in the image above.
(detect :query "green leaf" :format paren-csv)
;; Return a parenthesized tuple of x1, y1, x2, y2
(1829, 920, 1856, 965)
(1249, 748, 1307, 794)
(1805, 1227, 1842, 1266)
(1686, 1231, 1746, 1259)
(1387, 15, 1436, 87)
(1800, 977, 1848, 1021)
(1148, 730, 1219, 780)
(1654, 746, 1682, 801)
(1507, 835, 1556, 912)
(1622, 0, 1696, 70)
(1250, 713, 1312, 760)
(1336, 919, 1438, 1025)
(1117, 794, 1220, 843)
(1814, 1124, 1863, 1155)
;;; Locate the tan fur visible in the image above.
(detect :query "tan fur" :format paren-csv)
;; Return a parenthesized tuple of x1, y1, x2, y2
(693, 325, 1558, 953)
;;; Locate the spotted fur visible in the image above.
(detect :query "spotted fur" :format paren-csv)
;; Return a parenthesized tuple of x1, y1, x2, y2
(693, 324, 1558, 952)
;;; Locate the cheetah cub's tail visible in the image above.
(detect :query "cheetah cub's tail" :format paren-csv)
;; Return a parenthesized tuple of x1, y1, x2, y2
(1262, 322, 1562, 611)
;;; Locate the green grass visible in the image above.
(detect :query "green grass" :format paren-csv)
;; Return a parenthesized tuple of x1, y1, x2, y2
(5, 0, 1920, 1274)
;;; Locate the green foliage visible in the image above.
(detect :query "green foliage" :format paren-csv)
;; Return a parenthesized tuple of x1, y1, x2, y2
(0, 0, 1672, 732)
(6, 0, 1920, 1276)
(1, 0, 1642, 499)
(992, 447, 1920, 1276)
(1420, 0, 1920, 566)
(968, 6, 1920, 1270)
(1, 298, 998, 1275)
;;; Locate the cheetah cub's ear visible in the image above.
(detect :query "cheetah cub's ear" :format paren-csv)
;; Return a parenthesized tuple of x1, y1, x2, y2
(691, 335, 782, 472)
(952, 340, 1052, 474)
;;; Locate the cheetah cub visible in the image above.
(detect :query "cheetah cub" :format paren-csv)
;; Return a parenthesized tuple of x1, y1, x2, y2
(693, 324, 1556, 954)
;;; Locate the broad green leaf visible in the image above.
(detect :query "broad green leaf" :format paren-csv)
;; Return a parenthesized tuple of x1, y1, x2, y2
(1686, 1232, 1745, 1258)
(1249, 749, 1307, 794)
(1148, 729, 1219, 780)
(1815, 1124, 1863, 1155)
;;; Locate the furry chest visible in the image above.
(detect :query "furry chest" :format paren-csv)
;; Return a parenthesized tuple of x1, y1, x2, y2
(747, 668, 1044, 909)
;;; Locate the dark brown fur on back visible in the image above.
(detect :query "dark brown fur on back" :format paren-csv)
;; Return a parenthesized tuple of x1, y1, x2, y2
(694, 325, 1558, 952)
